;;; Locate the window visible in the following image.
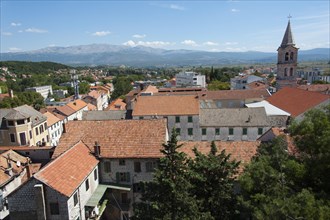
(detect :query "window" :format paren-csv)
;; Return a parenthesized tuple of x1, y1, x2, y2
(290, 68, 294, 76)
(40, 125, 44, 133)
(35, 127, 39, 135)
(119, 159, 126, 166)
(188, 128, 193, 136)
(258, 128, 263, 135)
(73, 193, 78, 206)
(133, 183, 144, 193)
(29, 130, 32, 139)
(7, 120, 14, 126)
(188, 116, 193, 123)
(284, 68, 288, 76)
(175, 116, 180, 123)
(50, 202, 60, 215)
(176, 128, 181, 135)
(116, 172, 130, 183)
(94, 169, 98, 180)
(216, 101, 222, 108)
(44, 123, 47, 131)
(10, 134, 15, 143)
(215, 128, 220, 135)
(19, 132, 27, 145)
(104, 161, 111, 173)
(290, 52, 294, 61)
(229, 128, 234, 135)
(202, 128, 206, 135)
(243, 128, 247, 135)
(85, 179, 89, 191)
(285, 52, 289, 61)
(139, 116, 144, 120)
(17, 119, 25, 125)
(146, 161, 157, 172)
(121, 193, 129, 204)
(134, 162, 141, 173)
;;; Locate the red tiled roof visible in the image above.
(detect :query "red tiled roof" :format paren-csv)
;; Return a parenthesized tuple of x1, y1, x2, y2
(87, 103, 97, 111)
(34, 141, 98, 197)
(132, 95, 199, 116)
(297, 84, 330, 94)
(53, 105, 76, 117)
(179, 141, 260, 167)
(43, 111, 61, 126)
(67, 99, 88, 111)
(267, 87, 329, 117)
(53, 119, 168, 159)
(108, 98, 126, 110)
(197, 89, 270, 100)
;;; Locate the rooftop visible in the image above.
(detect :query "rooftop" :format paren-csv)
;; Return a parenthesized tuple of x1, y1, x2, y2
(266, 87, 329, 117)
(66, 99, 88, 111)
(43, 111, 61, 127)
(82, 110, 126, 120)
(53, 119, 168, 159)
(132, 95, 199, 116)
(34, 141, 98, 197)
(197, 89, 271, 100)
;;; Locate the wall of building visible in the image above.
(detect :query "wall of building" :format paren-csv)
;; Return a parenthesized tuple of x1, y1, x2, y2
(48, 120, 64, 147)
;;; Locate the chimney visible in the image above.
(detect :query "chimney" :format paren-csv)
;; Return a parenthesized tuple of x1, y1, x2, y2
(94, 141, 101, 157)
(5, 154, 13, 176)
(62, 123, 66, 133)
(26, 164, 32, 179)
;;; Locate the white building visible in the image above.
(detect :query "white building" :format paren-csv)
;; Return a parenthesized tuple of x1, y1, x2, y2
(43, 112, 63, 147)
(175, 72, 206, 88)
(25, 85, 53, 99)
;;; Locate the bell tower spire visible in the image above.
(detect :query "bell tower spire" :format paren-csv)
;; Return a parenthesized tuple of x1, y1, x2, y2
(276, 17, 299, 84)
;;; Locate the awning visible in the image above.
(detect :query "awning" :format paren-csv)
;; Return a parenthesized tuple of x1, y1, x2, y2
(86, 183, 131, 207)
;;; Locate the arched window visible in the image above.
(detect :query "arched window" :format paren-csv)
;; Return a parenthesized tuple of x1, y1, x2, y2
(285, 52, 289, 61)
(284, 68, 288, 76)
(290, 52, 294, 61)
(290, 68, 294, 76)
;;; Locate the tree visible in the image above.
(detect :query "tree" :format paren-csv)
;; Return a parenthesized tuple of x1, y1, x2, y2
(238, 137, 330, 219)
(207, 80, 230, 90)
(188, 141, 240, 219)
(79, 82, 90, 94)
(289, 105, 330, 196)
(133, 129, 208, 220)
(111, 76, 133, 100)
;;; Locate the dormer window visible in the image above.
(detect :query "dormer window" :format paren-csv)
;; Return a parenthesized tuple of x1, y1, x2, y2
(17, 119, 25, 125)
(7, 120, 14, 126)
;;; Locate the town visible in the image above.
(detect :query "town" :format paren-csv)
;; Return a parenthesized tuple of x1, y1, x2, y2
(0, 18, 330, 220)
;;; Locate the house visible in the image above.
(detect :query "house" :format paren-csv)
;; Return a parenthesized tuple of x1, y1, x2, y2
(8, 141, 100, 220)
(245, 100, 291, 127)
(66, 99, 88, 120)
(82, 90, 108, 110)
(42, 111, 63, 147)
(266, 87, 330, 120)
(198, 89, 271, 109)
(199, 107, 270, 141)
(230, 75, 265, 90)
(0, 105, 50, 147)
(51, 119, 168, 219)
(0, 150, 33, 220)
(25, 85, 53, 99)
(132, 95, 200, 140)
(175, 71, 206, 88)
(45, 105, 76, 123)
(107, 98, 126, 111)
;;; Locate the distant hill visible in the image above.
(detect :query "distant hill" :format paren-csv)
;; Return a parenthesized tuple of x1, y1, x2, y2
(1, 44, 329, 67)
(0, 61, 71, 74)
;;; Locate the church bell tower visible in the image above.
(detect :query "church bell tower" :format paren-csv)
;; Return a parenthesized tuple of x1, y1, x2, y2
(277, 17, 299, 80)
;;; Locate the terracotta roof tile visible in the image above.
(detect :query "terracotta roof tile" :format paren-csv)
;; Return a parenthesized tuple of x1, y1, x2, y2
(198, 89, 271, 100)
(53, 119, 168, 159)
(297, 84, 330, 94)
(108, 98, 126, 110)
(179, 141, 260, 171)
(87, 103, 97, 111)
(43, 111, 61, 126)
(132, 95, 199, 116)
(267, 87, 329, 117)
(53, 105, 76, 117)
(67, 99, 88, 111)
(34, 141, 98, 197)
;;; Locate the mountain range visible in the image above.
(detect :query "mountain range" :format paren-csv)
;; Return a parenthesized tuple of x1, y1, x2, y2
(1, 44, 329, 67)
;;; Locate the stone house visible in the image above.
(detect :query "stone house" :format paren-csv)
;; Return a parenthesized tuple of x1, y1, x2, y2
(199, 107, 270, 141)
(66, 99, 88, 120)
(82, 90, 108, 110)
(8, 141, 99, 220)
(51, 119, 168, 219)
(0, 105, 50, 147)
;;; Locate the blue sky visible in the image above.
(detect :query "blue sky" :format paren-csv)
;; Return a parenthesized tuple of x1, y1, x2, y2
(1, 1, 329, 53)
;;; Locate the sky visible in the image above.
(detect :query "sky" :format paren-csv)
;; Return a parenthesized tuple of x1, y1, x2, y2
(1, 1, 329, 53)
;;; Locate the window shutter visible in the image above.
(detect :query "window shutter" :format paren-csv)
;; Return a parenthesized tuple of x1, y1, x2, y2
(116, 172, 120, 183)
(126, 172, 130, 182)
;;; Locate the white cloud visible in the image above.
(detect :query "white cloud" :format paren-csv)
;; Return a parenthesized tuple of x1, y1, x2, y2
(2, 32, 12, 36)
(203, 41, 219, 46)
(92, 31, 111, 36)
(25, 28, 48, 33)
(132, 34, 146, 39)
(169, 4, 185, 11)
(8, 47, 22, 52)
(181, 40, 198, 46)
(231, 8, 240, 12)
(225, 42, 238, 45)
(123, 40, 173, 48)
(11, 22, 21, 26)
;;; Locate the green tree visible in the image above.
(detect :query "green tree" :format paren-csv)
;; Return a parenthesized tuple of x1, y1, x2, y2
(133, 129, 208, 220)
(188, 141, 240, 219)
(79, 82, 90, 94)
(111, 76, 133, 99)
(207, 80, 230, 90)
(239, 137, 330, 219)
